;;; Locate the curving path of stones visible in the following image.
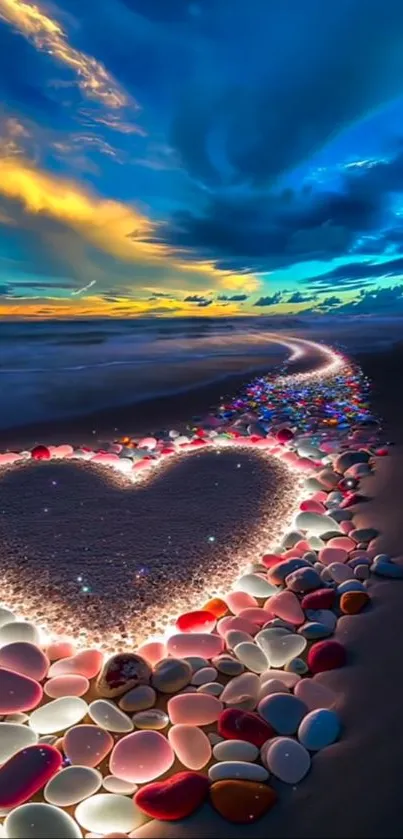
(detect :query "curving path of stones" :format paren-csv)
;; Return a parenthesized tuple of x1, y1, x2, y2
(0, 337, 400, 838)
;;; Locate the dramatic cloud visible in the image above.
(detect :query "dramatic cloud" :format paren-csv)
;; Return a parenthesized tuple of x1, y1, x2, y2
(254, 293, 283, 307)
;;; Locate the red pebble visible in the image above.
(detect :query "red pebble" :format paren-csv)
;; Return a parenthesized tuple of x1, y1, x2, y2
(0, 745, 62, 807)
(134, 771, 209, 821)
(340, 493, 361, 508)
(218, 708, 275, 747)
(0, 668, 42, 713)
(31, 444, 51, 461)
(374, 447, 388, 456)
(308, 640, 346, 674)
(301, 589, 336, 610)
(261, 554, 283, 569)
(176, 610, 216, 633)
(276, 428, 294, 444)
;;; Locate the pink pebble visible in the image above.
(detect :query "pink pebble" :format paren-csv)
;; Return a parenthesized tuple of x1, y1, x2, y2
(48, 648, 104, 679)
(0, 642, 49, 681)
(168, 725, 211, 770)
(327, 537, 356, 552)
(136, 641, 166, 666)
(110, 731, 174, 783)
(64, 724, 114, 767)
(225, 592, 258, 614)
(299, 500, 326, 514)
(340, 521, 354, 534)
(269, 590, 304, 625)
(0, 668, 42, 713)
(293, 540, 312, 555)
(217, 617, 257, 638)
(44, 674, 90, 698)
(46, 641, 76, 661)
(318, 547, 348, 566)
(166, 633, 223, 659)
(260, 554, 283, 569)
(168, 693, 223, 725)
(236, 608, 268, 627)
(282, 549, 301, 559)
(294, 678, 337, 710)
(311, 491, 328, 503)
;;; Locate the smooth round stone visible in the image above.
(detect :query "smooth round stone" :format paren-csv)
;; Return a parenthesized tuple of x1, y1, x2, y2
(354, 564, 370, 581)
(209, 778, 277, 824)
(335, 451, 369, 472)
(305, 609, 337, 631)
(328, 562, 354, 584)
(285, 658, 309, 675)
(198, 682, 223, 697)
(301, 589, 335, 610)
(225, 592, 258, 615)
(176, 610, 216, 633)
(218, 708, 274, 747)
(262, 737, 311, 784)
(184, 656, 209, 673)
(258, 679, 290, 701)
(237, 608, 272, 627)
(225, 630, 254, 649)
(256, 630, 307, 668)
(350, 527, 378, 543)
(213, 739, 259, 761)
(48, 649, 103, 680)
(151, 658, 192, 693)
(213, 656, 244, 676)
(372, 560, 403, 578)
(118, 685, 156, 712)
(0, 744, 62, 808)
(308, 640, 346, 674)
(44, 765, 102, 806)
(217, 616, 257, 637)
(0, 622, 40, 648)
(191, 667, 217, 686)
(268, 591, 304, 625)
(319, 547, 348, 566)
(298, 708, 341, 750)
(285, 567, 322, 593)
(235, 574, 277, 598)
(64, 725, 114, 767)
(268, 558, 309, 585)
(299, 622, 333, 640)
(220, 673, 260, 706)
(89, 700, 133, 733)
(328, 536, 356, 551)
(166, 633, 223, 660)
(4, 803, 82, 838)
(0, 643, 49, 681)
(340, 591, 369, 615)
(29, 697, 88, 735)
(0, 608, 15, 628)
(168, 693, 222, 725)
(110, 731, 174, 783)
(132, 709, 169, 730)
(75, 794, 142, 833)
(233, 642, 268, 674)
(136, 641, 166, 667)
(209, 761, 268, 783)
(258, 693, 307, 734)
(260, 669, 300, 689)
(168, 724, 211, 770)
(102, 775, 138, 795)
(295, 512, 340, 536)
(0, 722, 37, 764)
(202, 597, 228, 619)
(134, 770, 209, 821)
(46, 640, 75, 661)
(45, 675, 89, 698)
(0, 668, 42, 713)
(95, 653, 151, 699)
(294, 678, 337, 710)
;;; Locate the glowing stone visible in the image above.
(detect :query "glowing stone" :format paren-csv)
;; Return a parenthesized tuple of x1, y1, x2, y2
(213, 739, 259, 762)
(132, 709, 169, 730)
(209, 779, 277, 824)
(176, 610, 216, 633)
(31, 445, 51, 460)
(235, 574, 277, 598)
(0, 621, 40, 647)
(255, 630, 307, 668)
(0, 668, 42, 713)
(226, 629, 255, 649)
(44, 765, 102, 806)
(268, 591, 304, 625)
(95, 653, 151, 699)
(134, 771, 209, 821)
(0, 642, 49, 681)
(295, 512, 340, 536)
(75, 794, 142, 833)
(262, 737, 311, 784)
(218, 708, 274, 747)
(307, 640, 346, 674)
(118, 685, 156, 712)
(298, 708, 341, 751)
(217, 616, 257, 637)
(109, 730, 174, 783)
(0, 722, 37, 763)
(102, 775, 138, 794)
(0, 607, 16, 627)
(209, 760, 268, 783)
(202, 597, 228, 618)
(258, 693, 307, 735)
(225, 592, 258, 614)
(0, 744, 62, 807)
(136, 641, 166, 666)
(151, 658, 192, 693)
(168, 724, 211, 769)
(29, 697, 88, 734)
(64, 725, 114, 767)
(166, 633, 223, 659)
(44, 675, 89, 698)
(48, 649, 103, 679)
(233, 642, 268, 674)
(46, 640, 75, 661)
(167, 693, 223, 725)
(220, 673, 260, 706)
(236, 608, 270, 626)
(89, 700, 133, 733)
(4, 803, 82, 839)
(294, 678, 337, 710)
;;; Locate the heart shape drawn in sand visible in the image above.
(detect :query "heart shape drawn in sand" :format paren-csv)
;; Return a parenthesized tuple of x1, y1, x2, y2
(0, 445, 304, 650)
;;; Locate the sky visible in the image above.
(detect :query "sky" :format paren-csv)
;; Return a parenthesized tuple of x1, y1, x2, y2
(3, 1, 403, 317)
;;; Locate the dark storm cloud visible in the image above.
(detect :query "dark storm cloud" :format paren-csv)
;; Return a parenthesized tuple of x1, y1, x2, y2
(287, 291, 318, 304)
(184, 294, 212, 307)
(326, 285, 403, 313)
(303, 255, 403, 288)
(217, 294, 248, 302)
(254, 293, 283, 307)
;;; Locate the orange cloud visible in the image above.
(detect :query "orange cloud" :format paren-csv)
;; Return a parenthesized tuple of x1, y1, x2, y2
(0, 294, 245, 319)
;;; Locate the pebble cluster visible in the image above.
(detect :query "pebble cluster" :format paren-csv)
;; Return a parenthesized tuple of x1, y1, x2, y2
(0, 340, 399, 837)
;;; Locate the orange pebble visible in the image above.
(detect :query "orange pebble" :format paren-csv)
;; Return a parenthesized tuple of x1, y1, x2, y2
(340, 590, 369, 615)
(209, 780, 277, 823)
(202, 597, 228, 618)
